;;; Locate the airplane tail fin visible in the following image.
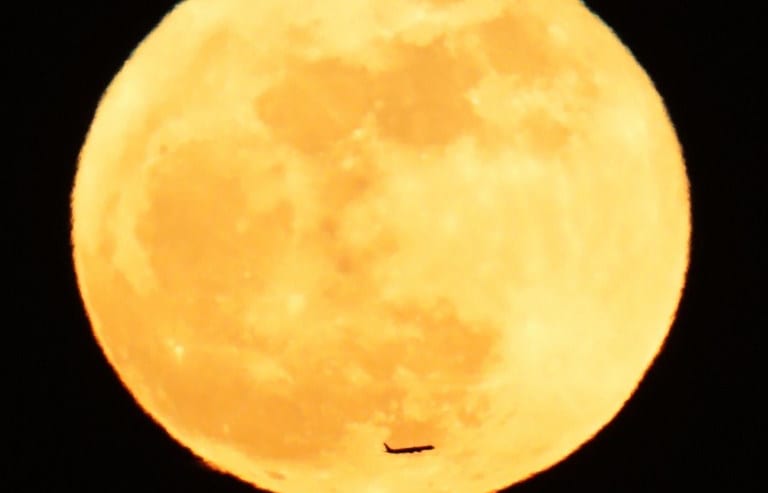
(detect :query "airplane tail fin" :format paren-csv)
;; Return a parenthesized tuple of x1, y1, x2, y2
(383, 442, 392, 452)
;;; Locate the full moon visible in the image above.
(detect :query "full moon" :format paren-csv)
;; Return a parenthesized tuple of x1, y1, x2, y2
(71, 0, 690, 492)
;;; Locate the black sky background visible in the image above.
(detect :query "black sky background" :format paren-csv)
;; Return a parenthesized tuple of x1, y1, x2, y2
(11, 1, 762, 492)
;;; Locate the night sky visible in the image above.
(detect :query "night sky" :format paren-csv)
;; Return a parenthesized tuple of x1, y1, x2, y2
(12, 1, 761, 492)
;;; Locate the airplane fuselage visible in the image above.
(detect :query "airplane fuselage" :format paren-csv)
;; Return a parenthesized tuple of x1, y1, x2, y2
(383, 442, 435, 454)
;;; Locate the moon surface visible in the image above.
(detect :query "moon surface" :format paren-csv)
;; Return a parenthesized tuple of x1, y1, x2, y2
(71, 0, 690, 492)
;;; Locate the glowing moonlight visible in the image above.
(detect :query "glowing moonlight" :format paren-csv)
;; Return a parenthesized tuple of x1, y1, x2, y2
(71, 0, 690, 491)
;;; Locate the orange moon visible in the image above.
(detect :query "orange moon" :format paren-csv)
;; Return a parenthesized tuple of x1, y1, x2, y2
(71, 0, 690, 492)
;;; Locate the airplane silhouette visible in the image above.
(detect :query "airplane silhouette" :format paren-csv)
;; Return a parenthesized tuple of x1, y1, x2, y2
(383, 442, 435, 454)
